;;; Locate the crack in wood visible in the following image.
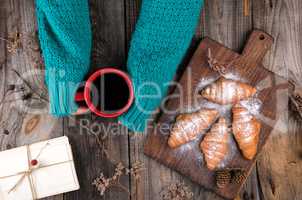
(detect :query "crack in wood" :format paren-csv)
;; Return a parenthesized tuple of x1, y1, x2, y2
(268, 176, 276, 196)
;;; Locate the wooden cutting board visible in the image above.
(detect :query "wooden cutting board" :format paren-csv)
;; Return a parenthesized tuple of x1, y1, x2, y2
(144, 30, 292, 199)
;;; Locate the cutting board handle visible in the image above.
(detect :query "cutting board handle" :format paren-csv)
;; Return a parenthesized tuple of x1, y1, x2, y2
(242, 30, 274, 64)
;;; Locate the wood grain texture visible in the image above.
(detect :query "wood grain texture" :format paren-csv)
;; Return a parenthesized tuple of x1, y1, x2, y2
(0, 0, 63, 200)
(63, 0, 130, 200)
(0, 0, 301, 200)
(252, 1, 302, 200)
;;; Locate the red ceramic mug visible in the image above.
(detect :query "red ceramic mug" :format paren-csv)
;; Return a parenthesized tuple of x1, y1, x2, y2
(75, 68, 134, 118)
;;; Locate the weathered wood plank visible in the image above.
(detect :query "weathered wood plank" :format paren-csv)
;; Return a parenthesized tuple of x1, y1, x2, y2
(252, 1, 302, 200)
(0, 0, 62, 147)
(125, 0, 141, 47)
(0, 1, 64, 200)
(63, 0, 130, 200)
(201, 0, 252, 51)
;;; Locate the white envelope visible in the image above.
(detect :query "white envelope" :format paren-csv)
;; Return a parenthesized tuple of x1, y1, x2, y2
(0, 136, 80, 200)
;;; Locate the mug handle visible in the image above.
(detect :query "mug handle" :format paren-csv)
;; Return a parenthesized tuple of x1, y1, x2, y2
(73, 91, 90, 115)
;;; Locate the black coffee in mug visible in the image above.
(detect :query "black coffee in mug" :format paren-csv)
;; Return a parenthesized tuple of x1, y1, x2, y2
(75, 68, 134, 118)
(91, 73, 130, 113)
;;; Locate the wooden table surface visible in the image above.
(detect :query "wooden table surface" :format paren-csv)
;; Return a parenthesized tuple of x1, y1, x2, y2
(0, 0, 301, 200)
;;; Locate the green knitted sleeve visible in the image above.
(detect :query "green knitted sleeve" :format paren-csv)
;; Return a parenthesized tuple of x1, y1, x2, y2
(35, 0, 92, 116)
(119, 0, 204, 132)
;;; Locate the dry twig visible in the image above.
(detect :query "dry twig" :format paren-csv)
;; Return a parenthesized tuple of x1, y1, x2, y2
(92, 161, 145, 198)
(289, 84, 302, 120)
(160, 182, 194, 200)
(11, 69, 48, 103)
(0, 32, 22, 54)
(0, 69, 47, 135)
(207, 48, 240, 76)
(207, 48, 227, 75)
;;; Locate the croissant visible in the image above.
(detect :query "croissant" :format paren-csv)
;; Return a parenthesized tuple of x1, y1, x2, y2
(200, 118, 229, 170)
(168, 109, 219, 148)
(232, 103, 261, 160)
(201, 77, 257, 105)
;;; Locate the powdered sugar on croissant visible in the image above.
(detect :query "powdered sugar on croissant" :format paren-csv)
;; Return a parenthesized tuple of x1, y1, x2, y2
(168, 109, 219, 148)
(201, 77, 257, 105)
(200, 118, 230, 170)
(232, 103, 261, 160)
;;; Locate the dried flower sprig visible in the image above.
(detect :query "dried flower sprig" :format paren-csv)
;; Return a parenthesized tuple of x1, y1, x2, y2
(92, 161, 145, 198)
(0, 32, 23, 54)
(126, 161, 145, 180)
(207, 48, 239, 76)
(161, 182, 194, 200)
(0, 30, 44, 69)
(11, 69, 48, 103)
(290, 84, 302, 120)
(207, 48, 226, 75)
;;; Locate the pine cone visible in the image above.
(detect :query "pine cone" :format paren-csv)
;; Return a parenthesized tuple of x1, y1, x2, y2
(231, 170, 246, 184)
(215, 170, 231, 189)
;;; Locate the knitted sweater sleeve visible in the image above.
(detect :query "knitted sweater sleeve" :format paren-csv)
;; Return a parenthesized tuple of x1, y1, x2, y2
(35, 0, 92, 116)
(119, 0, 204, 132)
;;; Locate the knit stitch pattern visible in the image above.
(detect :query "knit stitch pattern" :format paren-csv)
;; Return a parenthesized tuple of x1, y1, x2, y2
(36, 0, 92, 116)
(119, 0, 204, 132)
